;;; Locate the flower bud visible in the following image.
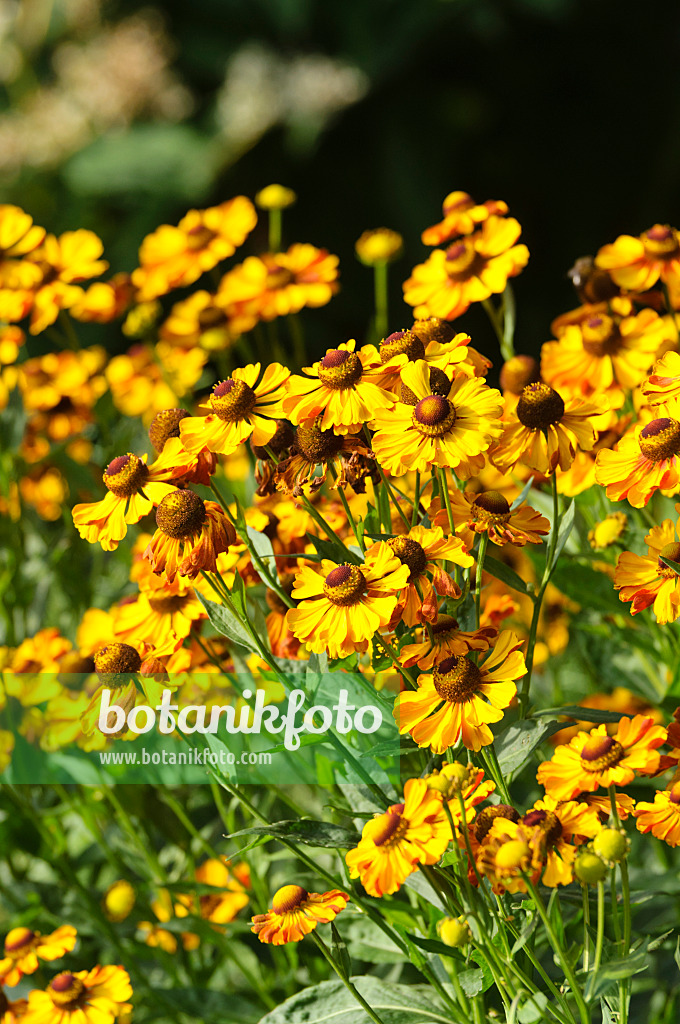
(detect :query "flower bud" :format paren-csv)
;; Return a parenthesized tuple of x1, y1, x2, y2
(103, 879, 136, 921)
(438, 916, 471, 948)
(592, 828, 629, 866)
(574, 850, 608, 885)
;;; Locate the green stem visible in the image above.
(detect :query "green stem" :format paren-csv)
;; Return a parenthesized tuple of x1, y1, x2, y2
(475, 533, 488, 629)
(582, 886, 590, 972)
(311, 931, 390, 1024)
(288, 312, 306, 367)
(438, 467, 455, 533)
(592, 880, 605, 979)
(374, 261, 389, 340)
(269, 208, 282, 252)
(330, 465, 365, 551)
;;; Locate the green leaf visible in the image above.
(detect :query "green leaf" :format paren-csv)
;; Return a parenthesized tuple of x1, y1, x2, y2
(584, 938, 649, 1000)
(341, 918, 404, 964)
(150, 988, 259, 1022)
(660, 555, 680, 575)
(484, 555, 528, 595)
(196, 592, 257, 652)
(307, 533, 363, 565)
(246, 526, 277, 587)
(551, 499, 575, 568)
(510, 911, 538, 955)
(533, 706, 626, 724)
(495, 719, 564, 775)
(405, 932, 457, 959)
(331, 922, 352, 977)
(228, 819, 360, 848)
(257, 978, 448, 1024)
(517, 992, 549, 1024)
(648, 929, 674, 951)
(510, 474, 535, 512)
(458, 968, 484, 998)
(675, 934, 680, 971)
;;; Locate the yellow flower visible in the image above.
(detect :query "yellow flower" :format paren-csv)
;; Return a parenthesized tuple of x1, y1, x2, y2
(102, 881, 136, 922)
(0, 927, 77, 987)
(132, 197, 257, 300)
(595, 416, 680, 508)
(588, 512, 627, 550)
(251, 885, 348, 945)
(285, 542, 410, 660)
(105, 343, 207, 425)
(0, 205, 46, 287)
(537, 716, 667, 801)
(179, 362, 290, 456)
(0, 326, 25, 365)
(283, 339, 393, 434)
(421, 192, 509, 247)
(113, 579, 204, 657)
(634, 781, 680, 847)
(372, 359, 503, 477)
(160, 290, 250, 352)
(144, 491, 237, 584)
(492, 382, 605, 475)
(399, 613, 498, 670)
(355, 228, 403, 265)
(23, 966, 132, 1024)
(642, 349, 680, 417)
(596, 224, 680, 291)
(614, 515, 680, 623)
(255, 185, 297, 210)
(345, 778, 451, 896)
(25, 230, 109, 334)
(218, 243, 339, 322)
(19, 468, 68, 522)
(404, 215, 529, 321)
(394, 631, 526, 753)
(273, 420, 375, 497)
(430, 487, 550, 549)
(476, 820, 539, 894)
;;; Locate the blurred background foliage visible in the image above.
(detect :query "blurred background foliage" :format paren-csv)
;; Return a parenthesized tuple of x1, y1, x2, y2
(3, 0, 680, 363)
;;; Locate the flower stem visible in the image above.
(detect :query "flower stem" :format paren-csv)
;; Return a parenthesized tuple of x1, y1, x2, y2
(268, 208, 282, 251)
(582, 886, 591, 972)
(374, 261, 389, 340)
(311, 930, 389, 1024)
(475, 533, 488, 629)
(592, 880, 606, 979)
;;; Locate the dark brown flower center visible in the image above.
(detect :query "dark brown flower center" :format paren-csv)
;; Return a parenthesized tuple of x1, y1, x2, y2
(323, 564, 367, 606)
(265, 265, 295, 290)
(294, 422, 344, 463)
(49, 972, 86, 1009)
(251, 418, 295, 459)
(522, 808, 563, 846)
(657, 541, 680, 579)
(638, 417, 680, 461)
(318, 349, 363, 389)
(411, 317, 457, 347)
(580, 735, 624, 772)
(94, 643, 142, 676)
(516, 382, 565, 431)
(210, 378, 257, 422)
(186, 225, 215, 250)
(433, 655, 482, 703)
(388, 536, 428, 582)
(379, 330, 426, 364)
(156, 489, 207, 539)
(432, 614, 459, 638)
(473, 491, 511, 515)
(581, 315, 621, 357)
(148, 408, 189, 453)
(103, 453, 149, 497)
(499, 355, 540, 394)
(400, 366, 451, 406)
(198, 307, 229, 330)
(642, 224, 679, 258)
(271, 884, 308, 914)
(445, 240, 480, 276)
(148, 593, 191, 615)
(670, 783, 680, 804)
(412, 395, 457, 436)
(372, 804, 408, 847)
(474, 804, 519, 843)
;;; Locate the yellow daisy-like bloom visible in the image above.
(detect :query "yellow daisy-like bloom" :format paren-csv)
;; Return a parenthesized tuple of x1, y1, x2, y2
(274, 420, 373, 497)
(372, 360, 503, 477)
(492, 382, 604, 475)
(394, 630, 526, 753)
(179, 362, 289, 456)
(536, 716, 667, 801)
(23, 966, 132, 1024)
(0, 986, 26, 1024)
(614, 516, 680, 623)
(285, 543, 410, 660)
(426, 762, 495, 830)
(399, 613, 498, 670)
(594, 416, 680, 507)
(421, 192, 509, 247)
(144, 491, 237, 584)
(0, 927, 77, 987)
(132, 197, 257, 300)
(403, 216, 529, 321)
(430, 488, 550, 549)
(541, 308, 666, 406)
(634, 781, 680, 847)
(0, 205, 46, 287)
(282, 340, 393, 434)
(72, 439, 195, 551)
(588, 512, 627, 550)
(25, 231, 108, 335)
(642, 349, 680, 417)
(70, 273, 133, 325)
(218, 243, 339, 322)
(113, 579, 204, 657)
(105, 342, 207, 426)
(379, 524, 473, 626)
(160, 290, 251, 353)
(345, 777, 451, 896)
(0, 325, 25, 365)
(521, 795, 601, 887)
(371, 325, 475, 396)
(355, 228, 403, 265)
(251, 886, 348, 945)
(596, 224, 680, 291)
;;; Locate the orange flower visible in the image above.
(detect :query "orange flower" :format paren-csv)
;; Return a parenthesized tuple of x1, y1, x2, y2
(251, 886, 348, 945)
(345, 778, 451, 896)
(160, 290, 252, 351)
(537, 716, 667, 801)
(25, 231, 108, 334)
(430, 488, 550, 549)
(132, 197, 257, 300)
(492, 382, 605, 475)
(380, 525, 473, 627)
(0, 927, 77, 987)
(23, 966, 131, 1024)
(399, 613, 498, 670)
(596, 224, 680, 291)
(421, 192, 509, 247)
(179, 363, 289, 457)
(218, 243, 339, 322)
(0, 205, 46, 287)
(595, 416, 680, 507)
(144, 491, 237, 584)
(404, 216, 529, 321)
(642, 349, 680, 417)
(614, 515, 680, 623)
(394, 631, 526, 753)
(634, 781, 680, 847)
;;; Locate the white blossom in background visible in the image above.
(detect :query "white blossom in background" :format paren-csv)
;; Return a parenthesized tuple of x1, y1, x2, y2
(215, 44, 369, 153)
